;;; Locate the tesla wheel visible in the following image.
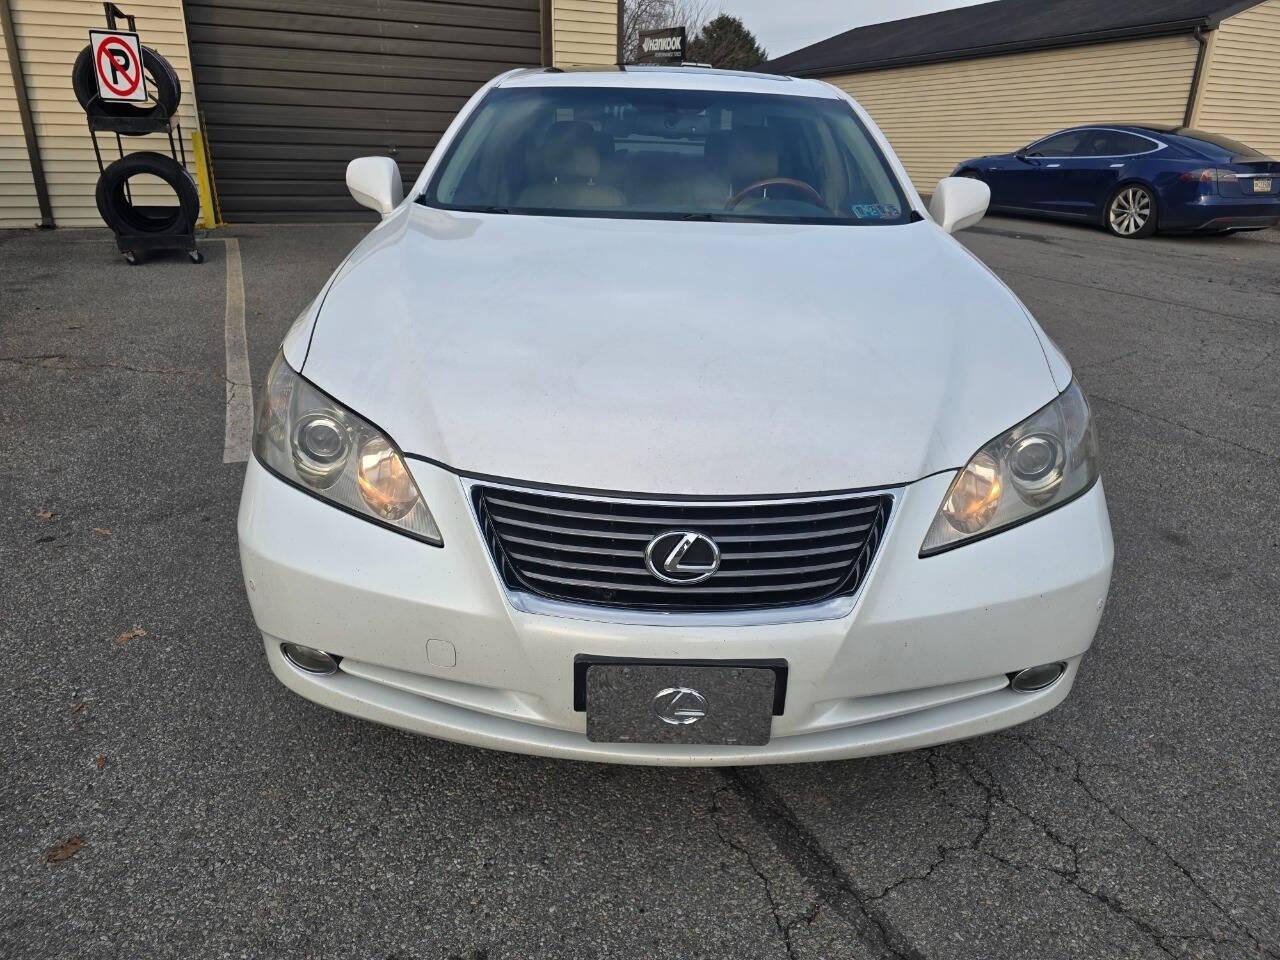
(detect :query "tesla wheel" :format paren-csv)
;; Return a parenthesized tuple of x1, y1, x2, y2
(1106, 185, 1156, 238)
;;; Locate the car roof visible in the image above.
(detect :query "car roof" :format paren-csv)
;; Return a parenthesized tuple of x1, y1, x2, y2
(1026, 124, 1270, 159)
(1050, 123, 1263, 149)
(1050, 122, 1229, 139)
(1088, 123, 1180, 133)
(1042, 123, 1168, 135)
(496, 65, 840, 98)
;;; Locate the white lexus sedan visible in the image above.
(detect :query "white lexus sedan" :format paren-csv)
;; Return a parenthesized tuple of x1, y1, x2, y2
(238, 66, 1113, 765)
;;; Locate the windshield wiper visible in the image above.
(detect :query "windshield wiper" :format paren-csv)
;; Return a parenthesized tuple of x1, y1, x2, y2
(680, 212, 725, 221)
(415, 198, 512, 214)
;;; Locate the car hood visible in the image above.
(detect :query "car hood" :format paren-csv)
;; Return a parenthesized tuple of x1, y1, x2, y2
(301, 206, 1059, 496)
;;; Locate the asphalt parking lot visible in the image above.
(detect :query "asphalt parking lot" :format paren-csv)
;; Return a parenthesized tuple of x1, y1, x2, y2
(3, 215, 1278, 960)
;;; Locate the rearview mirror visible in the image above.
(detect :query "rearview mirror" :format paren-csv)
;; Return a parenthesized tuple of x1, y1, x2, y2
(929, 177, 990, 234)
(346, 156, 403, 217)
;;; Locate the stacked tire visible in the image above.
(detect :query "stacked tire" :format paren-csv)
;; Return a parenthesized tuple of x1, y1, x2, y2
(72, 43, 200, 257)
(72, 45, 182, 125)
(94, 151, 201, 239)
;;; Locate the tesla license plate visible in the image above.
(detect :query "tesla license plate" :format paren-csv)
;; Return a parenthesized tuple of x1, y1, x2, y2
(1253, 178, 1272, 193)
(585, 664, 776, 745)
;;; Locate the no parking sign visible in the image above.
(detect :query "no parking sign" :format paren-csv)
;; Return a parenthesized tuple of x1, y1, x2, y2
(89, 29, 149, 102)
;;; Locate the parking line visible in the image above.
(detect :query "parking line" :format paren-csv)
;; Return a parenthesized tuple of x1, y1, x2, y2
(222, 237, 253, 464)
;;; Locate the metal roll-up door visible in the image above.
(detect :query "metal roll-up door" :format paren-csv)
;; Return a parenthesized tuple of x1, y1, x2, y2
(184, 0, 544, 222)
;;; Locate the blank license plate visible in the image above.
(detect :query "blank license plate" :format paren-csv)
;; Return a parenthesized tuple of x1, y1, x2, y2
(1253, 179, 1272, 193)
(585, 664, 776, 746)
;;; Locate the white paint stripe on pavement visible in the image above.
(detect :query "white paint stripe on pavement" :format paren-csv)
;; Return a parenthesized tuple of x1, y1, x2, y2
(222, 237, 253, 464)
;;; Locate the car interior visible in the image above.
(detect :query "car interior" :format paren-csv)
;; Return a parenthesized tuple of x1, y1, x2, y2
(1026, 128, 1156, 158)
(430, 89, 909, 222)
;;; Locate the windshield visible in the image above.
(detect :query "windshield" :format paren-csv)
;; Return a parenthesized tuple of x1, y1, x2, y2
(423, 86, 912, 225)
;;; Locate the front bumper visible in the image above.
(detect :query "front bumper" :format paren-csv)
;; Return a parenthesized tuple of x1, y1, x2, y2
(238, 457, 1114, 765)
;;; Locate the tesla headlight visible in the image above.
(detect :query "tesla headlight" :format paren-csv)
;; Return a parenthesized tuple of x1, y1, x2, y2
(921, 380, 1098, 555)
(253, 353, 442, 545)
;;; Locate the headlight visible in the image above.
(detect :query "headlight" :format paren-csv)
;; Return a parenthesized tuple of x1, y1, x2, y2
(921, 380, 1097, 555)
(253, 353, 442, 545)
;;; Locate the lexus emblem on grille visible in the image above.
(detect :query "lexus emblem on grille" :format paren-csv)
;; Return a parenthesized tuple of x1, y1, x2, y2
(644, 530, 721, 585)
(653, 687, 708, 725)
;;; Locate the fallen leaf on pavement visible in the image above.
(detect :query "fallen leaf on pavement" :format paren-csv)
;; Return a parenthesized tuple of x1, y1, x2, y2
(69, 702, 84, 715)
(45, 836, 84, 863)
(36, 510, 55, 519)
(94, 755, 106, 770)
(115, 628, 147, 645)
(92, 528, 111, 536)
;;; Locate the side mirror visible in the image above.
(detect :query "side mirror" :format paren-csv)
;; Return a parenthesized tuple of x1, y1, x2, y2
(929, 177, 990, 234)
(1015, 147, 1028, 161)
(346, 156, 403, 216)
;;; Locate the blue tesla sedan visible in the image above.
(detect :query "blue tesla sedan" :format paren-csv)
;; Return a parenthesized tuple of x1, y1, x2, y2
(954, 125, 1279, 238)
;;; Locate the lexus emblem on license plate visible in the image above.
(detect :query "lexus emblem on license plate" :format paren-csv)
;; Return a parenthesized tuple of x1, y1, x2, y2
(652, 686, 708, 725)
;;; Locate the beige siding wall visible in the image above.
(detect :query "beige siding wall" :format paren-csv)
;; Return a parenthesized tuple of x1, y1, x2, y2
(3, 0, 199, 228)
(1195, 0, 1280, 157)
(552, 0, 616, 67)
(1, 24, 42, 227)
(827, 36, 1200, 192)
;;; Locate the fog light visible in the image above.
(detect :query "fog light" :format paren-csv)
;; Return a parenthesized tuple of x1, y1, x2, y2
(1010, 662, 1066, 693)
(281, 642, 339, 675)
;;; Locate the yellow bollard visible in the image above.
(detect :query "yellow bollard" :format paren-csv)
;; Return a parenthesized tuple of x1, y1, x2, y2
(192, 127, 224, 228)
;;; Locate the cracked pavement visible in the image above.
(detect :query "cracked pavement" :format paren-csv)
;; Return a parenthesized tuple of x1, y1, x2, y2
(2, 218, 1278, 959)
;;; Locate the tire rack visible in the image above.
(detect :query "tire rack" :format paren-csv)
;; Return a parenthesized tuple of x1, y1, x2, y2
(85, 4, 201, 264)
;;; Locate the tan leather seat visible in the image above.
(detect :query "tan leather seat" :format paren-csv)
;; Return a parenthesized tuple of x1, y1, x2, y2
(624, 142, 730, 210)
(623, 151, 672, 206)
(517, 122, 626, 210)
(595, 129, 623, 187)
(726, 126, 782, 193)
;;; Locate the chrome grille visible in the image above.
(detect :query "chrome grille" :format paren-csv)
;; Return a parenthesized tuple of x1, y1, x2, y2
(472, 484, 893, 612)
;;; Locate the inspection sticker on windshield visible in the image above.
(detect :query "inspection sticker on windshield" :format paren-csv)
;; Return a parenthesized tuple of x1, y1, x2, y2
(851, 203, 900, 220)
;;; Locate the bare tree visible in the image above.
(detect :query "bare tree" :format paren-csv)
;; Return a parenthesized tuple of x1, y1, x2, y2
(620, 0, 712, 63)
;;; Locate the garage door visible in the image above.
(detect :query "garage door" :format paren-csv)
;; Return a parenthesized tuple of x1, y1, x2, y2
(184, 0, 544, 222)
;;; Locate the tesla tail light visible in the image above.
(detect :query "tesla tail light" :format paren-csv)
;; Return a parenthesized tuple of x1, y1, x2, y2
(921, 381, 1098, 556)
(253, 352, 443, 545)
(1180, 168, 1237, 183)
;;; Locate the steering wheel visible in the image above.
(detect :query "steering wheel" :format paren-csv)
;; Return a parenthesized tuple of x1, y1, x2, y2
(726, 178, 826, 211)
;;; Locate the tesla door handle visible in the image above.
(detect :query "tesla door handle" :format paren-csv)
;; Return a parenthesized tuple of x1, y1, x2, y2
(1110, 163, 1124, 168)
(1046, 164, 1061, 168)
